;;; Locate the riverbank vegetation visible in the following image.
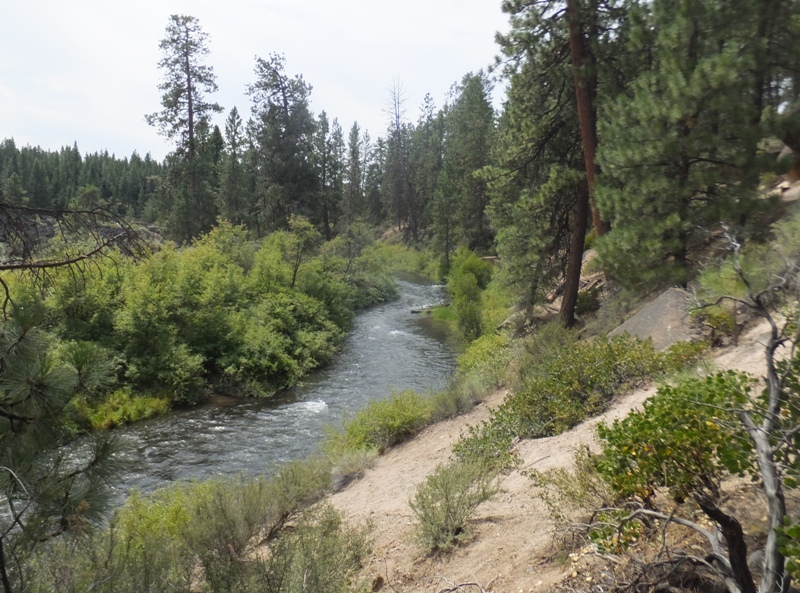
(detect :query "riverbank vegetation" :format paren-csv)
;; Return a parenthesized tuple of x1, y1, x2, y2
(3, 0, 800, 590)
(5, 220, 395, 430)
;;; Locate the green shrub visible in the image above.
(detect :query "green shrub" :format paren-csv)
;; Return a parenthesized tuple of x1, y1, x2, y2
(247, 504, 370, 593)
(508, 335, 663, 438)
(661, 340, 708, 371)
(79, 388, 170, 429)
(429, 383, 480, 422)
(596, 371, 755, 504)
(27, 457, 335, 593)
(324, 390, 433, 455)
(455, 332, 512, 394)
(513, 321, 577, 389)
(450, 270, 483, 341)
(449, 248, 493, 290)
(455, 335, 681, 469)
(410, 460, 499, 553)
(330, 448, 379, 490)
(527, 446, 614, 540)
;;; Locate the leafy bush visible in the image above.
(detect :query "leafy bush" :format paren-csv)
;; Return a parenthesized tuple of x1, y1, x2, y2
(410, 460, 499, 553)
(32, 220, 396, 409)
(450, 270, 483, 340)
(575, 286, 602, 315)
(449, 247, 493, 289)
(246, 504, 370, 593)
(455, 335, 699, 470)
(324, 390, 433, 456)
(456, 332, 512, 393)
(26, 457, 336, 593)
(512, 321, 577, 389)
(78, 387, 170, 429)
(497, 335, 664, 439)
(527, 447, 613, 538)
(596, 371, 755, 503)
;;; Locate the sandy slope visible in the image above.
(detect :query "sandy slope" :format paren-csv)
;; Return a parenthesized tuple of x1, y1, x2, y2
(328, 320, 776, 593)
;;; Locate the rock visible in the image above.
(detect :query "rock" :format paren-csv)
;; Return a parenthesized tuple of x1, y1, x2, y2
(609, 288, 698, 351)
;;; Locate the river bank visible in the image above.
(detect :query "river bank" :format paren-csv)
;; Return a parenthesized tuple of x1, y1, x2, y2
(327, 319, 775, 592)
(107, 277, 457, 500)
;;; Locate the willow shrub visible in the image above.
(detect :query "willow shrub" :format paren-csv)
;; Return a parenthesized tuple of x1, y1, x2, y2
(38, 221, 396, 408)
(27, 458, 338, 593)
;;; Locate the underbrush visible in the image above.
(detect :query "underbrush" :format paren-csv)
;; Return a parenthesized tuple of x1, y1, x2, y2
(372, 243, 442, 281)
(26, 458, 368, 593)
(410, 459, 500, 553)
(72, 387, 171, 429)
(323, 390, 433, 456)
(454, 335, 706, 469)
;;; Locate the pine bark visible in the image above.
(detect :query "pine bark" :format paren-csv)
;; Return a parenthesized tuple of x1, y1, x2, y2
(566, 0, 607, 236)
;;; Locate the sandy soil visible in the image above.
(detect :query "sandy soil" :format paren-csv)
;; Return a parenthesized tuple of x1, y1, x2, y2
(327, 319, 777, 593)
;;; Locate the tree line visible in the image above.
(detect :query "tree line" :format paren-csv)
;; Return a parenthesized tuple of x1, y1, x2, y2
(4, 2, 798, 329)
(136, 2, 799, 330)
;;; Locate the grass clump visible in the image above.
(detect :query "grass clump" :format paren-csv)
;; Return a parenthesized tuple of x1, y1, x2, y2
(410, 459, 499, 554)
(76, 387, 171, 429)
(324, 390, 433, 456)
(429, 381, 482, 423)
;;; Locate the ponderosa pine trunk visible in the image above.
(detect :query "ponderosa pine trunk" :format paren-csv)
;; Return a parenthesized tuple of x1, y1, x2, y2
(566, 0, 607, 237)
(560, 180, 589, 327)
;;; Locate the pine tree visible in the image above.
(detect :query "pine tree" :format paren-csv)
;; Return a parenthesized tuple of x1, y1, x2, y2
(441, 72, 495, 251)
(146, 14, 222, 242)
(218, 107, 249, 225)
(344, 121, 363, 224)
(248, 53, 317, 234)
(595, 0, 776, 288)
(0, 309, 122, 593)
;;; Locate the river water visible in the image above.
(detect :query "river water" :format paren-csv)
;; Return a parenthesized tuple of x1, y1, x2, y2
(110, 277, 456, 500)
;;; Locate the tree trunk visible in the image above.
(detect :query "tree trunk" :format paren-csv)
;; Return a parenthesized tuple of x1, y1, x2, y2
(566, 0, 607, 237)
(696, 497, 757, 593)
(560, 180, 589, 327)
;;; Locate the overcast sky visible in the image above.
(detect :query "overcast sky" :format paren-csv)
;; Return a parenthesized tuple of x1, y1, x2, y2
(0, 0, 509, 161)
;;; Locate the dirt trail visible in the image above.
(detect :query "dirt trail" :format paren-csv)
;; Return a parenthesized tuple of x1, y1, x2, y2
(328, 320, 775, 593)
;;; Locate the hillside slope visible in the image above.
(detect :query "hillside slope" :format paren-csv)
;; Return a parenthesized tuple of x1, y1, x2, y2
(328, 319, 774, 593)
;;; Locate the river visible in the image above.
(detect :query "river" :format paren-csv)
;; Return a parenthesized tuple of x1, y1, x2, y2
(110, 276, 456, 500)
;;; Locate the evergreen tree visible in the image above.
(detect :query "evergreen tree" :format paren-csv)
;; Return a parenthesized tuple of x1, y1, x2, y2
(312, 112, 343, 239)
(364, 137, 385, 225)
(488, 1, 591, 322)
(0, 317, 121, 593)
(382, 82, 418, 240)
(595, 0, 777, 288)
(344, 121, 363, 224)
(218, 107, 250, 225)
(409, 93, 443, 243)
(146, 14, 222, 242)
(441, 72, 495, 251)
(248, 53, 317, 234)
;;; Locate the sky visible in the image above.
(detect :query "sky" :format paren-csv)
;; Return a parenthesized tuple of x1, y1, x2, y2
(0, 0, 509, 161)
